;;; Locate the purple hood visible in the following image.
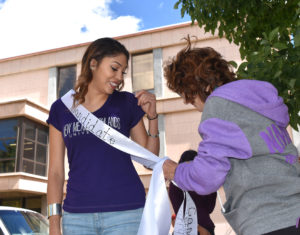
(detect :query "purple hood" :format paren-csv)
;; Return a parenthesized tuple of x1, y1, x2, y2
(210, 80, 289, 127)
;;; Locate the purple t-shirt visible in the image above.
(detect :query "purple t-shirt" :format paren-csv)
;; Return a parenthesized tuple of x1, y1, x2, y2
(47, 90, 146, 213)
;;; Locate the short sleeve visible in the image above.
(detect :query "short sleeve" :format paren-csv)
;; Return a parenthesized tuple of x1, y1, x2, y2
(126, 92, 145, 129)
(47, 100, 62, 132)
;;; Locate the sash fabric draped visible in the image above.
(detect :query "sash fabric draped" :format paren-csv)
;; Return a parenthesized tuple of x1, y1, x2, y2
(61, 90, 197, 235)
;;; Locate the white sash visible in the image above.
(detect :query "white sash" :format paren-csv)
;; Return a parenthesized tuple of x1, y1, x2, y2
(174, 191, 198, 235)
(61, 90, 160, 169)
(61, 90, 197, 235)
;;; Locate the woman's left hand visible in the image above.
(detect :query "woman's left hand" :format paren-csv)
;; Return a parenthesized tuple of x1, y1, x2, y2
(135, 90, 157, 119)
(163, 159, 178, 180)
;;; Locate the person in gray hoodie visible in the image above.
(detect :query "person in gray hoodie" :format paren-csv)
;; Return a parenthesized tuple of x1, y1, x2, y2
(162, 36, 300, 235)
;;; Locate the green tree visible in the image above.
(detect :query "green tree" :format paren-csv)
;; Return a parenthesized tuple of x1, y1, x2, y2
(175, 0, 300, 130)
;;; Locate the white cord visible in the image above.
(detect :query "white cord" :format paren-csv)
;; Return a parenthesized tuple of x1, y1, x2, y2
(217, 190, 226, 213)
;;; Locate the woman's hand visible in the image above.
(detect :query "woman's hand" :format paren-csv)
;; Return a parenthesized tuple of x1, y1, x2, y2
(163, 159, 178, 181)
(135, 90, 157, 119)
(132, 90, 159, 156)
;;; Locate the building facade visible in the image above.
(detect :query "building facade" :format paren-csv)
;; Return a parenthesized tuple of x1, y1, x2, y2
(0, 22, 299, 234)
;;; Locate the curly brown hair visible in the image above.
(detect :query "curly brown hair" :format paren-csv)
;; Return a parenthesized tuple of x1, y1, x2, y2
(73, 37, 129, 105)
(164, 36, 236, 104)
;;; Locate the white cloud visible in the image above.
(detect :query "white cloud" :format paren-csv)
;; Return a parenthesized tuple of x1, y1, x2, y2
(158, 2, 164, 9)
(0, 0, 141, 59)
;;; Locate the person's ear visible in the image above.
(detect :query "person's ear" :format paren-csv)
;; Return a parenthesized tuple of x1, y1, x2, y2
(90, 59, 97, 71)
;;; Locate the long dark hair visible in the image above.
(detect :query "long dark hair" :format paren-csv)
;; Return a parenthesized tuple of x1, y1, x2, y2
(73, 37, 129, 105)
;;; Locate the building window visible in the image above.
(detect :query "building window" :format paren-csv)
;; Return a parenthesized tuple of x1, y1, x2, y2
(0, 118, 48, 177)
(21, 119, 48, 176)
(132, 52, 154, 92)
(0, 198, 22, 208)
(0, 197, 42, 213)
(0, 119, 18, 173)
(57, 65, 76, 98)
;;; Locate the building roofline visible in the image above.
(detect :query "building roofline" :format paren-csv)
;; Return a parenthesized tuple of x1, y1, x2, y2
(0, 98, 49, 125)
(0, 98, 48, 112)
(0, 21, 193, 62)
(114, 21, 193, 39)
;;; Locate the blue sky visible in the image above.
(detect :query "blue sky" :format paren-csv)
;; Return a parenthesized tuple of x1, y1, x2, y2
(110, 1, 190, 30)
(0, 0, 191, 60)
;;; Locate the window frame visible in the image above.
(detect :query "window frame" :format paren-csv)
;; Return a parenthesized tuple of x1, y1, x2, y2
(57, 64, 77, 98)
(0, 119, 20, 173)
(19, 118, 48, 176)
(131, 51, 154, 93)
(0, 117, 48, 176)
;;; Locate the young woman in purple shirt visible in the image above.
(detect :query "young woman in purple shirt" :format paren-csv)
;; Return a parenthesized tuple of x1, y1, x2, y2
(47, 38, 159, 235)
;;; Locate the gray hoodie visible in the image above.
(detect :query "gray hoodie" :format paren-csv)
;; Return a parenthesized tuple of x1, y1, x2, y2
(174, 80, 300, 235)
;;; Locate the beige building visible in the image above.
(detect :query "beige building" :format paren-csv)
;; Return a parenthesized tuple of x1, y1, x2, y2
(0, 22, 298, 234)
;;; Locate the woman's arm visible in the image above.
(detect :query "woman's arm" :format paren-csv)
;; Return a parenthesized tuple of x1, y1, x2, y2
(130, 115, 159, 156)
(131, 90, 159, 156)
(47, 124, 65, 235)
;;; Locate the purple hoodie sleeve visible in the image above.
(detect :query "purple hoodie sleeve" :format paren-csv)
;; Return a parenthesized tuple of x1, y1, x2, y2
(174, 117, 252, 195)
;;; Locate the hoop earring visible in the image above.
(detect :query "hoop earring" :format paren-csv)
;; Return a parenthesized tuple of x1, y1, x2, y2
(118, 80, 124, 90)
